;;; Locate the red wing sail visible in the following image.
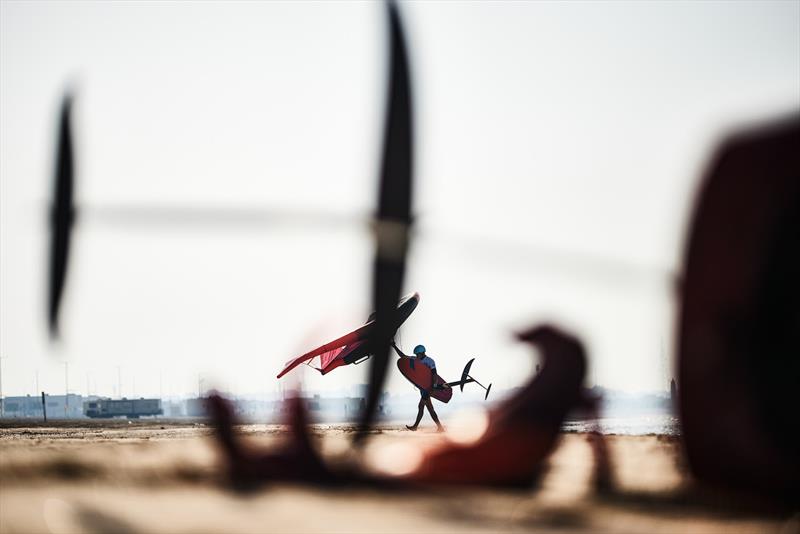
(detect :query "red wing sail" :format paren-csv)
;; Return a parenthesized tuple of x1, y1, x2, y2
(276, 322, 374, 378)
(320, 339, 369, 375)
(319, 346, 347, 369)
(276, 292, 420, 379)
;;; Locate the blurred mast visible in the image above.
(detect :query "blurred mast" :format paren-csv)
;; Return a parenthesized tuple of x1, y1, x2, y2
(356, 0, 414, 441)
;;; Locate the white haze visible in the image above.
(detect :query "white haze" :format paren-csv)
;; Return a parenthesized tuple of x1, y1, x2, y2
(1, 1, 799, 399)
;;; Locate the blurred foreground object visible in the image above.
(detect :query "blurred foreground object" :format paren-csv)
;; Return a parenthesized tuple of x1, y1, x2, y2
(209, 325, 589, 489)
(358, 0, 414, 442)
(48, 93, 75, 338)
(679, 114, 800, 498)
(211, 394, 337, 488)
(407, 326, 586, 487)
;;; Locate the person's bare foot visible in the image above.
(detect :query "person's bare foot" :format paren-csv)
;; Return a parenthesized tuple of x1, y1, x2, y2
(405, 425, 418, 431)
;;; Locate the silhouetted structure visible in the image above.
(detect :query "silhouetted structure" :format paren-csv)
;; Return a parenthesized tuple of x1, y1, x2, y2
(669, 378, 677, 407)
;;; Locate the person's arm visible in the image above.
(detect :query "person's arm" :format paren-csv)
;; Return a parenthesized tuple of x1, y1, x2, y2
(391, 342, 406, 358)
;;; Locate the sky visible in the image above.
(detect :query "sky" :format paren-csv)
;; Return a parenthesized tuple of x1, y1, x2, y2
(1, 1, 799, 400)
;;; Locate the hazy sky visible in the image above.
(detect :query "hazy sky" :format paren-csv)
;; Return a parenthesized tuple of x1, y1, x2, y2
(2, 1, 799, 399)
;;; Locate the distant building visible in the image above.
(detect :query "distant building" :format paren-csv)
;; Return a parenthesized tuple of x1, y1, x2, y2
(161, 399, 185, 417)
(1, 394, 84, 419)
(233, 399, 275, 419)
(84, 398, 162, 418)
(277, 392, 389, 422)
(182, 397, 277, 419)
(185, 397, 210, 417)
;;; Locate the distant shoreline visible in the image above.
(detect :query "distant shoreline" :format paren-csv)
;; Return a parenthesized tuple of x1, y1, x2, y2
(0, 416, 680, 436)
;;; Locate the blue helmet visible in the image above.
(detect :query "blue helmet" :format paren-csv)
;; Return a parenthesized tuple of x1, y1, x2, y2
(413, 344, 426, 355)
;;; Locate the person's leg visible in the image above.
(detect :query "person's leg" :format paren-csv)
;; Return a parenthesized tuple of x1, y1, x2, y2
(407, 396, 425, 430)
(424, 397, 444, 431)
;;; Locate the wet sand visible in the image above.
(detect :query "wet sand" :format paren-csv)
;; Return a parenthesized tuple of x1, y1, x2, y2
(0, 420, 795, 533)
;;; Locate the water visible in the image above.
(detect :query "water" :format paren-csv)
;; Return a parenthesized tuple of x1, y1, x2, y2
(381, 411, 680, 436)
(563, 413, 680, 436)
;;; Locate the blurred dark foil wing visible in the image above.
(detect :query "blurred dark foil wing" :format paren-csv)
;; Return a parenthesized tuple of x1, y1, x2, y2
(679, 114, 800, 495)
(48, 94, 76, 338)
(358, 1, 414, 439)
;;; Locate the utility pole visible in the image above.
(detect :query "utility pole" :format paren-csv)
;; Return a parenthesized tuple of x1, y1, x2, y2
(0, 355, 4, 418)
(64, 362, 69, 417)
(117, 366, 122, 399)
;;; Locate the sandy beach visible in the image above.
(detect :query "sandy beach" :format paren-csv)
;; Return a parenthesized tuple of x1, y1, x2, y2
(0, 420, 795, 533)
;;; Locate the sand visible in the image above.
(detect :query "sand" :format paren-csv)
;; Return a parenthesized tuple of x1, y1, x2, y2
(0, 420, 795, 533)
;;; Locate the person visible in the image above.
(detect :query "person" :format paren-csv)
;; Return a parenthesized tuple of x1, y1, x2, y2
(393, 343, 445, 432)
